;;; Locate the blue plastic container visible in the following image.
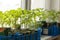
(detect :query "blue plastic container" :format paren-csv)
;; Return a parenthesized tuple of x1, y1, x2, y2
(29, 31, 37, 40)
(37, 28, 41, 40)
(25, 33, 30, 40)
(0, 36, 12, 40)
(11, 33, 25, 40)
(48, 26, 52, 36)
(34, 31, 38, 40)
(48, 24, 59, 36)
(30, 28, 41, 40)
(0, 36, 5, 40)
(14, 32, 25, 40)
(32, 32, 37, 40)
(58, 27, 60, 34)
(29, 33, 32, 40)
(0, 29, 41, 40)
(19, 34, 25, 40)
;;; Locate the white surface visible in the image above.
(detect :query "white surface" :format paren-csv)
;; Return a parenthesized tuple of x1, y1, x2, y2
(41, 35, 52, 40)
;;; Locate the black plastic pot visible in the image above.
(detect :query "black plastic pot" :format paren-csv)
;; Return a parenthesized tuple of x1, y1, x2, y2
(57, 23, 60, 34)
(41, 21, 49, 35)
(48, 22, 59, 36)
(4, 28, 11, 36)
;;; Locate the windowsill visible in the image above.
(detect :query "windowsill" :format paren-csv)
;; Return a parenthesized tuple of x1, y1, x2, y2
(41, 35, 52, 40)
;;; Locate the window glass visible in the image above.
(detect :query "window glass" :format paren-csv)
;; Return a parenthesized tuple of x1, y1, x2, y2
(31, 0, 45, 9)
(0, 0, 21, 12)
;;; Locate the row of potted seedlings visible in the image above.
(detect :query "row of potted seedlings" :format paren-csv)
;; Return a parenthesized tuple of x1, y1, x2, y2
(0, 8, 43, 40)
(0, 8, 60, 39)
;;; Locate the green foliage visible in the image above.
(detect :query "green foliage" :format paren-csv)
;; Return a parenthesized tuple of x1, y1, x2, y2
(46, 10, 57, 22)
(0, 8, 60, 29)
(0, 11, 6, 27)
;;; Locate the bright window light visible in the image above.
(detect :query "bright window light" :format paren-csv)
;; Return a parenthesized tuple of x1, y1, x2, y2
(0, 0, 21, 12)
(31, 0, 45, 9)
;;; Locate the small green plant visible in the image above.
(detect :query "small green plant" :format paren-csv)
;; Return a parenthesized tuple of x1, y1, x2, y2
(4, 11, 13, 28)
(0, 11, 7, 27)
(29, 8, 45, 29)
(56, 11, 60, 23)
(0, 11, 3, 27)
(46, 10, 57, 22)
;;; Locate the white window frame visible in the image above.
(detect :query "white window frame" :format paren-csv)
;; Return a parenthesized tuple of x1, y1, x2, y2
(21, 0, 31, 10)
